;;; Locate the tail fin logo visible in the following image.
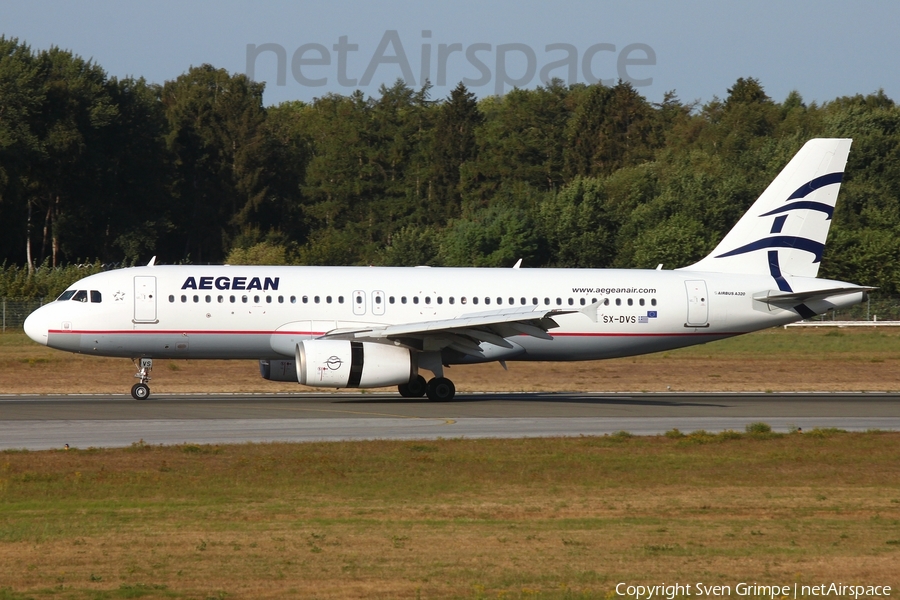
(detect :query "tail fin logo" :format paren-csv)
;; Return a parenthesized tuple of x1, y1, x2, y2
(714, 172, 843, 263)
(712, 172, 844, 292)
(758, 172, 843, 220)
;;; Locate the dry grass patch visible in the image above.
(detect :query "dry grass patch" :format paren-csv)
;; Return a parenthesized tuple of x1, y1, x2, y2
(1, 433, 899, 598)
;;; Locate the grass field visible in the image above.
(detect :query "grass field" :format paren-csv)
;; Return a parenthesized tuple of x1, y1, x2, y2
(1, 431, 899, 599)
(2, 326, 900, 394)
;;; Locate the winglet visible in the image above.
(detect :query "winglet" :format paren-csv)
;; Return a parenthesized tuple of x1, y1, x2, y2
(147, 256, 156, 267)
(512, 258, 522, 269)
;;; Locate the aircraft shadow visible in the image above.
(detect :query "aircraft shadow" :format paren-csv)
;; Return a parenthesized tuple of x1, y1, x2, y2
(334, 392, 727, 408)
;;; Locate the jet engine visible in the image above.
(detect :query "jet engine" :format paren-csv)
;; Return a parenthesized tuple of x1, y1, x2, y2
(293, 340, 414, 388)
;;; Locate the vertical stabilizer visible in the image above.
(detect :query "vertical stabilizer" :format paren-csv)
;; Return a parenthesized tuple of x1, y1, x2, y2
(681, 138, 851, 282)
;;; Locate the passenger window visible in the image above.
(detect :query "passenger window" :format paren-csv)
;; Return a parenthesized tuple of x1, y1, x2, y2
(413, 296, 419, 304)
(266, 296, 272, 303)
(254, 295, 260, 303)
(568, 298, 574, 306)
(314, 296, 320, 304)
(425, 297, 431, 304)
(326, 296, 332, 304)
(497, 298, 503, 305)
(57, 290, 76, 301)
(580, 298, 585, 306)
(544, 298, 550, 305)
(290, 296, 296, 304)
(437, 297, 442, 304)
(484, 298, 490, 305)
(181, 295, 187, 303)
(509, 298, 515, 305)
(205, 295, 211, 303)
(169, 295, 175, 303)
(242, 296, 248, 303)
(627, 298, 633, 306)
(302, 296, 308, 303)
(473, 297, 479, 305)
(615, 298, 621, 306)
(193, 295, 200, 303)
(355, 294, 362, 304)
(532, 298, 538, 305)
(639, 298, 645, 306)
(338, 296, 344, 304)
(449, 297, 455, 305)
(401, 296, 407, 304)
(218, 295, 224, 303)
(604, 298, 610, 306)
(389, 296, 395, 304)
(651, 298, 657, 306)
(72, 290, 88, 302)
(461, 297, 467, 304)
(230, 295, 236, 303)
(556, 298, 562, 305)
(90, 290, 102, 303)
(278, 296, 283, 303)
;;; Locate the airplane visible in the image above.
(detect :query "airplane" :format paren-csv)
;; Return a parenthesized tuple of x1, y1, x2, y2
(24, 138, 871, 401)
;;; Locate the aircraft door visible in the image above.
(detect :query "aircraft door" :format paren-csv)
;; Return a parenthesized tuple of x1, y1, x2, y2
(372, 291, 385, 316)
(684, 280, 709, 327)
(352, 290, 366, 315)
(134, 276, 158, 323)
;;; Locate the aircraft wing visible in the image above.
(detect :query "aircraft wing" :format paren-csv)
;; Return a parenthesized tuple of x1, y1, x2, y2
(320, 305, 583, 357)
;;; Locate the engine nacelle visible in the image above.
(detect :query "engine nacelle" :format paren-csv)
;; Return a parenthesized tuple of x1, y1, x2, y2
(259, 359, 298, 382)
(295, 340, 414, 388)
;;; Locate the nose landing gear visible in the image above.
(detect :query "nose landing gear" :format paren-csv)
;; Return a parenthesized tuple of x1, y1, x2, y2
(131, 357, 152, 400)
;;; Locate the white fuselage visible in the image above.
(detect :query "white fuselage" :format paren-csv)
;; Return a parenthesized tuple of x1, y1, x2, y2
(24, 265, 863, 363)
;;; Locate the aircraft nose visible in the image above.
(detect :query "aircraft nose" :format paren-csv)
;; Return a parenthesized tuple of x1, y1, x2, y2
(24, 307, 49, 346)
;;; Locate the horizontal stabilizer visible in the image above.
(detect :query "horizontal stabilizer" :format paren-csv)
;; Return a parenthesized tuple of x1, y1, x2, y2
(754, 286, 875, 306)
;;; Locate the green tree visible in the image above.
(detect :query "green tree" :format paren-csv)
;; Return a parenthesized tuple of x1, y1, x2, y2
(26, 46, 118, 268)
(428, 83, 483, 222)
(538, 176, 616, 268)
(162, 64, 269, 263)
(438, 204, 540, 267)
(0, 37, 43, 268)
(564, 81, 657, 178)
(461, 83, 572, 212)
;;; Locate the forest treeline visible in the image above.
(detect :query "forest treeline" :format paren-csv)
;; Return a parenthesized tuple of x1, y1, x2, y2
(2, 36, 900, 297)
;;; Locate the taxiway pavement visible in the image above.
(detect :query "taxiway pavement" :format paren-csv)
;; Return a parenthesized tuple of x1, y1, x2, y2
(1, 392, 898, 450)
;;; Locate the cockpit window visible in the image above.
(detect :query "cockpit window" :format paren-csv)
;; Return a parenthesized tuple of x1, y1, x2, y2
(57, 290, 76, 301)
(90, 290, 102, 303)
(72, 290, 88, 302)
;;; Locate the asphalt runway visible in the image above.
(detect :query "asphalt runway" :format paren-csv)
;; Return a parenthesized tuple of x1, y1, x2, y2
(1, 392, 899, 450)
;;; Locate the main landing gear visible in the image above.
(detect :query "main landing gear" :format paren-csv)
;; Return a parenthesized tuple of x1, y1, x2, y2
(131, 357, 153, 400)
(397, 374, 456, 401)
